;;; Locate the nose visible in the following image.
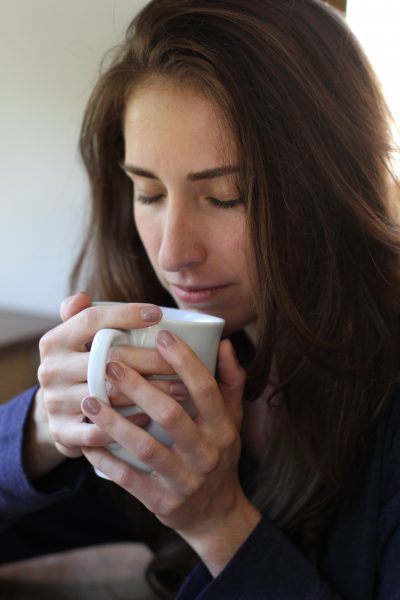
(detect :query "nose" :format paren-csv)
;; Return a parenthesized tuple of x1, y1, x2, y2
(157, 202, 206, 272)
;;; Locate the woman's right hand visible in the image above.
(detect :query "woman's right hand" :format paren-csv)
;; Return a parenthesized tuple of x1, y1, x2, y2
(25, 293, 170, 480)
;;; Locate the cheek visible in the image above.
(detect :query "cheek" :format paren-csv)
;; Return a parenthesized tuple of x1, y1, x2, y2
(238, 226, 253, 261)
(234, 229, 254, 282)
(227, 221, 250, 258)
(134, 210, 160, 265)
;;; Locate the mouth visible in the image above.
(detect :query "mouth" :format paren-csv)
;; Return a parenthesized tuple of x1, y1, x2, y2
(169, 283, 231, 305)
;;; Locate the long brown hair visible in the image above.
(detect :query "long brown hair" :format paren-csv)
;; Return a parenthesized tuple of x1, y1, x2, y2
(72, 0, 400, 587)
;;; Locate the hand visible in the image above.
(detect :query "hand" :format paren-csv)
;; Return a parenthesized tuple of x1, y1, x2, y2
(24, 292, 92, 479)
(33, 294, 171, 472)
(81, 333, 261, 575)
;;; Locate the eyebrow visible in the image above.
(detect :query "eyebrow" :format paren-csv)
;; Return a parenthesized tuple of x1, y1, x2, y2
(121, 163, 239, 182)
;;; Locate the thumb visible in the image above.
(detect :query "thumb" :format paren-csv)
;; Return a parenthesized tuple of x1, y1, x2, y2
(60, 292, 92, 322)
(217, 339, 246, 428)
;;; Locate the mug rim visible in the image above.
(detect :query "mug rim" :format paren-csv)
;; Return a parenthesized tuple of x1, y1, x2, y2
(159, 306, 224, 324)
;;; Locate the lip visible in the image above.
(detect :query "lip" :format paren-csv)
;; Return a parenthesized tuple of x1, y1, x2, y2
(170, 283, 231, 305)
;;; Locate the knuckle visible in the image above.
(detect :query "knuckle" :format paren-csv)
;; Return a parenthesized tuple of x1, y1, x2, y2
(42, 392, 59, 414)
(157, 402, 181, 430)
(43, 390, 65, 415)
(37, 363, 47, 387)
(149, 350, 169, 374)
(48, 423, 61, 443)
(82, 428, 102, 447)
(131, 369, 143, 388)
(81, 305, 100, 331)
(52, 431, 66, 445)
(219, 424, 238, 450)
(114, 464, 135, 488)
(55, 441, 80, 459)
(156, 497, 178, 519)
(37, 360, 56, 388)
(180, 474, 199, 497)
(173, 346, 192, 369)
(98, 414, 115, 431)
(108, 346, 121, 363)
(200, 447, 220, 474)
(123, 369, 142, 393)
(196, 375, 218, 399)
(119, 302, 136, 322)
(93, 454, 107, 475)
(135, 438, 158, 464)
(38, 331, 55, 356)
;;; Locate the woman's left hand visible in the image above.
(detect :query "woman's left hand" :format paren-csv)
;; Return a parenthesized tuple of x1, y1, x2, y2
(81, 332, 261, 576)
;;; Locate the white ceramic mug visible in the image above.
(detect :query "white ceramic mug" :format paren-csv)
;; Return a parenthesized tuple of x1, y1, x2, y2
(87, 304, 225, 473)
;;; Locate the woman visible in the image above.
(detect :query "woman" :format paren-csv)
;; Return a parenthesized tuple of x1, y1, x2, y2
(1, 0, 399, 598)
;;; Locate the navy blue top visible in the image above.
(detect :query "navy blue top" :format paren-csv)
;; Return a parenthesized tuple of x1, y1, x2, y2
(1, 386, 400, 599)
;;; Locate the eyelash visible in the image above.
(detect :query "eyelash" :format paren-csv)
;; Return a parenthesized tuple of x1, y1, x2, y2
(136, 194, 163, 204)
(209, 197, 243, 209)
(136, 194, 243, 209)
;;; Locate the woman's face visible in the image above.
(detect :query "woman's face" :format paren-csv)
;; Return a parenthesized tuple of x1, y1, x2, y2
(123, 79, 256, 335)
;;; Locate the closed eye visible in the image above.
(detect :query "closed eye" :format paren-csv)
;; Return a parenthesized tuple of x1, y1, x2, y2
(135, 194, 243, 209)
(136, 194, 163, 204)
(209, 197, 244, 209)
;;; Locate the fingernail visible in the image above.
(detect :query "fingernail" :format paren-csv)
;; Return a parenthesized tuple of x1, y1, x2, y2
(126, 413, 151, 428)
(82, 396, 101, 415)
(140, 305, 162, 322)
(170, 382, 188, 397)
(157, 330, 176, 349)
(106, 362, 124, 380)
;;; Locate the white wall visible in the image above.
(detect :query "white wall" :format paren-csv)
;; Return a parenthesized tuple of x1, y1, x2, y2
(0, 0, 146, 316)
(347, 0, 400, 173)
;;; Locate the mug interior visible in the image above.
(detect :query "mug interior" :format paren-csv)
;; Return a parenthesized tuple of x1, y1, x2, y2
(160, 306, 224, 324)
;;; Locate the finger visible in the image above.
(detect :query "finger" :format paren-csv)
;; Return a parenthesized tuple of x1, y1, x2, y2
(104, 363, 206, 460)
(81, 396, 189, 478)
(156, 331, 226, 423)
(167, 381, 190, 400)
(43, 383, 89, 417)
(54, 442, 84, 459)
(43, 303, 163, 352)
(81, 446, 162, 511)
(60, 292, 92, 322)
(108, 345, 175, 377)
(107, 377, 189, 404)
(38, 351, 90, 387)
(106, 380, 136, 407)
(44, 382, 115, 450)
(50, 417, 113, 449)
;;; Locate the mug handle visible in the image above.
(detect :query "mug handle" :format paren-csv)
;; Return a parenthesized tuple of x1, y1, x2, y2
(87, 328, 130, 404)
(87, 327, 153, 475)
(87, 327, 174, 472)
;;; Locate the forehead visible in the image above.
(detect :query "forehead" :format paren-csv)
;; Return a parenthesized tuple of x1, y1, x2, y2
(123, 78, 236, 167)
